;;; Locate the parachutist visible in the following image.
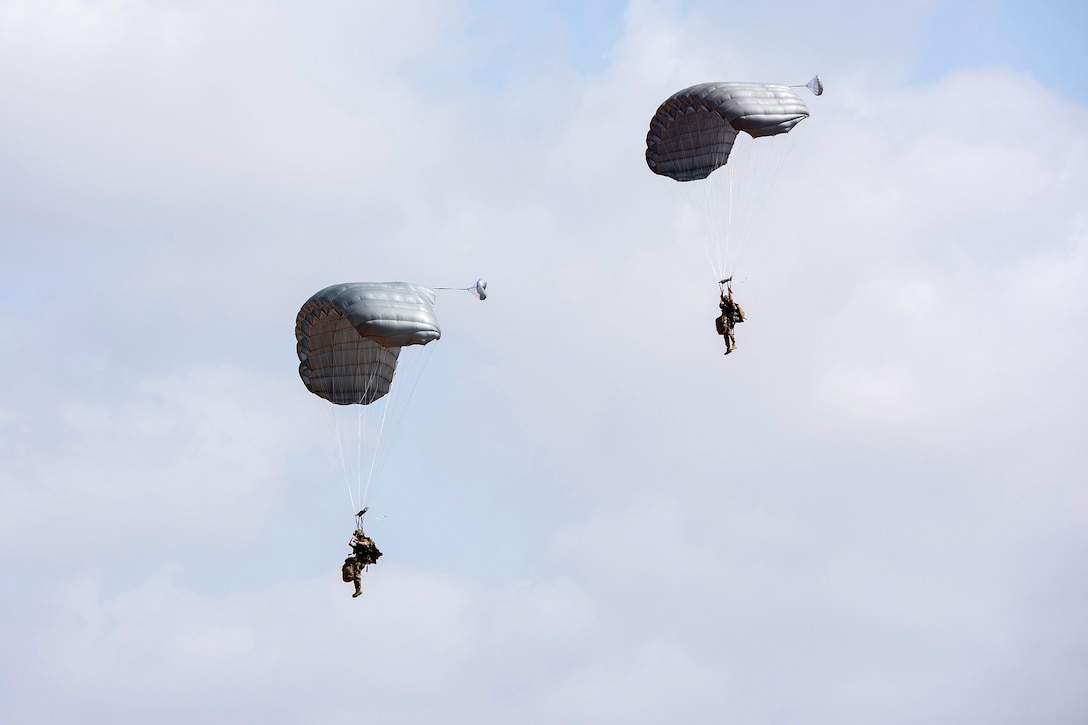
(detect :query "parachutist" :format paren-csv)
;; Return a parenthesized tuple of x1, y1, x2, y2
(646, 82, 815, 344)
(716, 281, 745, 355)
(343, 526, 382, 598)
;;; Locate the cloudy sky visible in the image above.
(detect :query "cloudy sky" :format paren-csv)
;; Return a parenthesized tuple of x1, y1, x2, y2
(2, 0, 1086, 722)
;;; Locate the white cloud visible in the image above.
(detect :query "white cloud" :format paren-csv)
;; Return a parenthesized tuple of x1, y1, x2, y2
(25, 563, 602, 723)
(0, 365, 309, 557)
(0, 0, 476, 201)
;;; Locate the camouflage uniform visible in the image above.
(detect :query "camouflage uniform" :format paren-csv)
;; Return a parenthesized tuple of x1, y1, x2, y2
(346, 529, 382, 598)
(717, 292, 745, 354)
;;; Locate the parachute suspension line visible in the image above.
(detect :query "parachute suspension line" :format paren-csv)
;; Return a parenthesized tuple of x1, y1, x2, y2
(733, 135, 790, 273)
(740, 135, 797, 271)
(713, 132, 797, 279)
(365, 345, 434, 488)
(354, 401, 367, 510)
(328, 408, 359, 515)
(667, 119, 733, 283)
(326, 409, 363, 516)
(707, 127, 726, 279)
(359, 393, 392, 509)
(663, 128, 797, 284)
(325, 358, 361, 516)
(718, 125, 744, 281)
(353, 343, 435, 510)
(719, 159, 746, 280)
(321, 339, 390, 517)
(725, 162, 738, 278)
(699, 178, 724, 280)
(352, 354, 391, 511)
(694, 134, 736, 282)
(724, 145, 742, 275)
(328, 346, 430, 516)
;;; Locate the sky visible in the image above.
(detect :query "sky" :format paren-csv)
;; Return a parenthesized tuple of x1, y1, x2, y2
(1, 0, 1086, 723)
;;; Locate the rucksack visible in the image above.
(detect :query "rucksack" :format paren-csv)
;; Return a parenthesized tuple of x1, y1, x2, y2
(341, 558, 355, 582)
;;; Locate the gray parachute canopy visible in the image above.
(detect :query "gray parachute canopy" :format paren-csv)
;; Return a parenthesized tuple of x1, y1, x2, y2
(296, 282, 441, 406)
(646, 82, 810, 182)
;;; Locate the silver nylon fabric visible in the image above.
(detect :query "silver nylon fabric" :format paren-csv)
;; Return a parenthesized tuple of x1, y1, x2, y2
(646, 82, 810, 182)
(296, 282, 441, 405)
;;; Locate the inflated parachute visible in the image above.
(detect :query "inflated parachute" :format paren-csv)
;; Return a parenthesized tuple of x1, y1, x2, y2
(646, 82, 811, 182)
(645, 77, 821, 280)
(296, 282, 441, 406)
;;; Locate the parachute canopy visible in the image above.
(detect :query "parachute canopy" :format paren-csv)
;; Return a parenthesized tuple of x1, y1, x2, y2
(296, 282, 440, 406)
(645, 82, 810, 182)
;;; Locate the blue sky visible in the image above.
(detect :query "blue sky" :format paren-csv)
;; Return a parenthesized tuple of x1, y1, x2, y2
(1, 1, 1086, 723)
(913, 0, 1088, 100)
